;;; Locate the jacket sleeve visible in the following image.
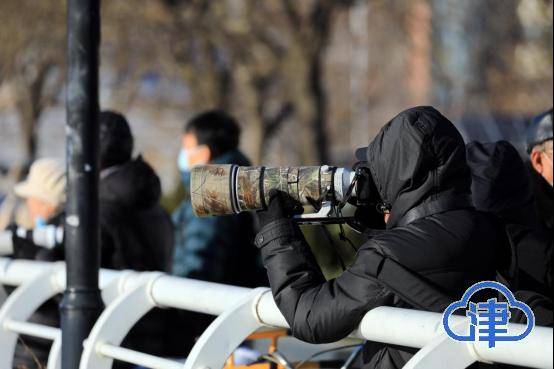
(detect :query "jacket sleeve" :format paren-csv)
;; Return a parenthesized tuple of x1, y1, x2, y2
(256, 218, 393, 343)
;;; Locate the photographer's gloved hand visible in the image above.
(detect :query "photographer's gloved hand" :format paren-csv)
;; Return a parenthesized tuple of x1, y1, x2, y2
(257, 190, 303, 229)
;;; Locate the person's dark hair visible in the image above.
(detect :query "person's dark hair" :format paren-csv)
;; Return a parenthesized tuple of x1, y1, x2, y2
(184, 110, 240, 158)
(99, 110, 134, 169)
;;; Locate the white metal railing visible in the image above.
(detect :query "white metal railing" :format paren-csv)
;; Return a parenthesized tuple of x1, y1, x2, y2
(0, 257, 552, 369)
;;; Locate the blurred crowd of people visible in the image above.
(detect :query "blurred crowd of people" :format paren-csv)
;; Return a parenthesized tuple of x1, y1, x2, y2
(0, 109, 267, 368)
(0, 106, 551, 368)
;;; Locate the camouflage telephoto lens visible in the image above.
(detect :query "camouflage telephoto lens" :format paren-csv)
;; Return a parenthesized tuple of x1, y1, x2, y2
(190, 165, 341, 217)
(190, 164, 238, 216)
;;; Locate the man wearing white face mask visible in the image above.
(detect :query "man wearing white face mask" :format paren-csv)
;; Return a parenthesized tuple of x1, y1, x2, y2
(173, 110, 266, 286)
(171, 110, 267, 357)
(527, 108, 553, 231)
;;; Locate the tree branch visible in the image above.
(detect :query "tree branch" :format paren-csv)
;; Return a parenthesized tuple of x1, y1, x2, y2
(263, 101, 295, 141)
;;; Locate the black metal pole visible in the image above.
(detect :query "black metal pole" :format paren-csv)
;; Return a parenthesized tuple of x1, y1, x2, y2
(61, 0, 103, 368)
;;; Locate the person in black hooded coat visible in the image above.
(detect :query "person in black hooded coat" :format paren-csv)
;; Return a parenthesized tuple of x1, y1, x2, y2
(467, 140, 553, 311)
(255, 106, 499, 369)
(98, 111, 174, 366)
(98, 111, 173, 272)
(99, 156, 173, 271)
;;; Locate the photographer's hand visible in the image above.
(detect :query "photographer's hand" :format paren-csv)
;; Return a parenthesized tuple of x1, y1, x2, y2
(257, 190, 303, 228)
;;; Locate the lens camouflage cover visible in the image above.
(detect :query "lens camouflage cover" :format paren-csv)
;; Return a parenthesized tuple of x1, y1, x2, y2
(236, 166, 264, 211)
(191, 164, 236, 216)
(191, 165, 335, 216)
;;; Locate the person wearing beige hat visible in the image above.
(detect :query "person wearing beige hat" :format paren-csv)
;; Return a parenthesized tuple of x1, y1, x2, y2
(14, 158, 66, 227)
(4, 158, 66, 369)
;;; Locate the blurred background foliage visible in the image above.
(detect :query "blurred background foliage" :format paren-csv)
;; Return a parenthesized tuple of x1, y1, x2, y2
(1, 0, 553, 212)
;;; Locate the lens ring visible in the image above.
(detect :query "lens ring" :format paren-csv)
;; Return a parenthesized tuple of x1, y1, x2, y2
(230, 165, 240, 214)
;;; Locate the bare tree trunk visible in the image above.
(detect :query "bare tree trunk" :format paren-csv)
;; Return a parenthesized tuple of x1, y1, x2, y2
(17, 102, 38, 168)
(307, 1, 335, 164)
(310, 47, 329, 164)
(14, 62, 53, 169)
(407, 0, 432, 106)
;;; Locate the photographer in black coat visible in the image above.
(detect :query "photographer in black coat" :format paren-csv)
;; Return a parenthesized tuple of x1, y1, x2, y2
(255, 107, 499, 369)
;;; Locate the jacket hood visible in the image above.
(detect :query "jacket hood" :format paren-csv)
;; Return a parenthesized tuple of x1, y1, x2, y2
(100, 156, 161, 209)
(467, 140, 538, 227)
(365, 106, 472, 228)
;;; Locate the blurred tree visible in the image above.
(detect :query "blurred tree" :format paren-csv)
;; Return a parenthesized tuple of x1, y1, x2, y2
(0, 0, 65, 168)
(0, 0, 180, 166)
(0, 0, 347, 166)
(100, 0, 178, 110)
(0, 0, 551, 190)
(165, 0, 354, 164)
(431, 0, 552, 117)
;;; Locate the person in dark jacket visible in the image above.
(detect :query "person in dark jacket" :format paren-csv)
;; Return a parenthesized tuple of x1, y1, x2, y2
(255, 106, 499, 369)
(172, 110, 265, 287)
(97, 111, 174, 365)
(526, 108, 553, 231)
(467, 141, 553, 301)
(98, 111, 173, 272)
(170, 110, 266, 358)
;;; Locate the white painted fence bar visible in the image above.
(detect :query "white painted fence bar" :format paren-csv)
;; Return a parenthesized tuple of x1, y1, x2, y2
(151, 275, 252, 314)
(255, 290, 290, 327)
(0, 258, 54, 285)
(354, 307, 553, 368)
(1, 257, 552, 369)
(475, 326, 553, 368)
(0, 258, 120, 289)
(4, 319, 59, 341)
(96, 344, 183, 369)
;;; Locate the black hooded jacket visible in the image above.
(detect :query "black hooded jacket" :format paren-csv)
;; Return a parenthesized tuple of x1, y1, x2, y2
(99, 156, 173, 271)
(467, 141, 553, 300)
(99, 156, 174, 361)
(466, 141, 538, 228)
(255, 107, 499, 369)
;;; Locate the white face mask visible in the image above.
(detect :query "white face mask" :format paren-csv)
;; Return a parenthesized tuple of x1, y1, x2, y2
(177, 145, 207, 172)
(177, 148, 190, 172)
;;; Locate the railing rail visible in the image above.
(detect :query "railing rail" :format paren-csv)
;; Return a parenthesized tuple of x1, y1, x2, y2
(1, 257, 552, 369)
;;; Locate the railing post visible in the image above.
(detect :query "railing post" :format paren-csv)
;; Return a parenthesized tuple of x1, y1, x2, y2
(61, 0, 104, 368)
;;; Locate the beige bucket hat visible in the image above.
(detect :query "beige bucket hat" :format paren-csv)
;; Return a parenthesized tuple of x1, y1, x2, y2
(14, 158, 66, 207)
